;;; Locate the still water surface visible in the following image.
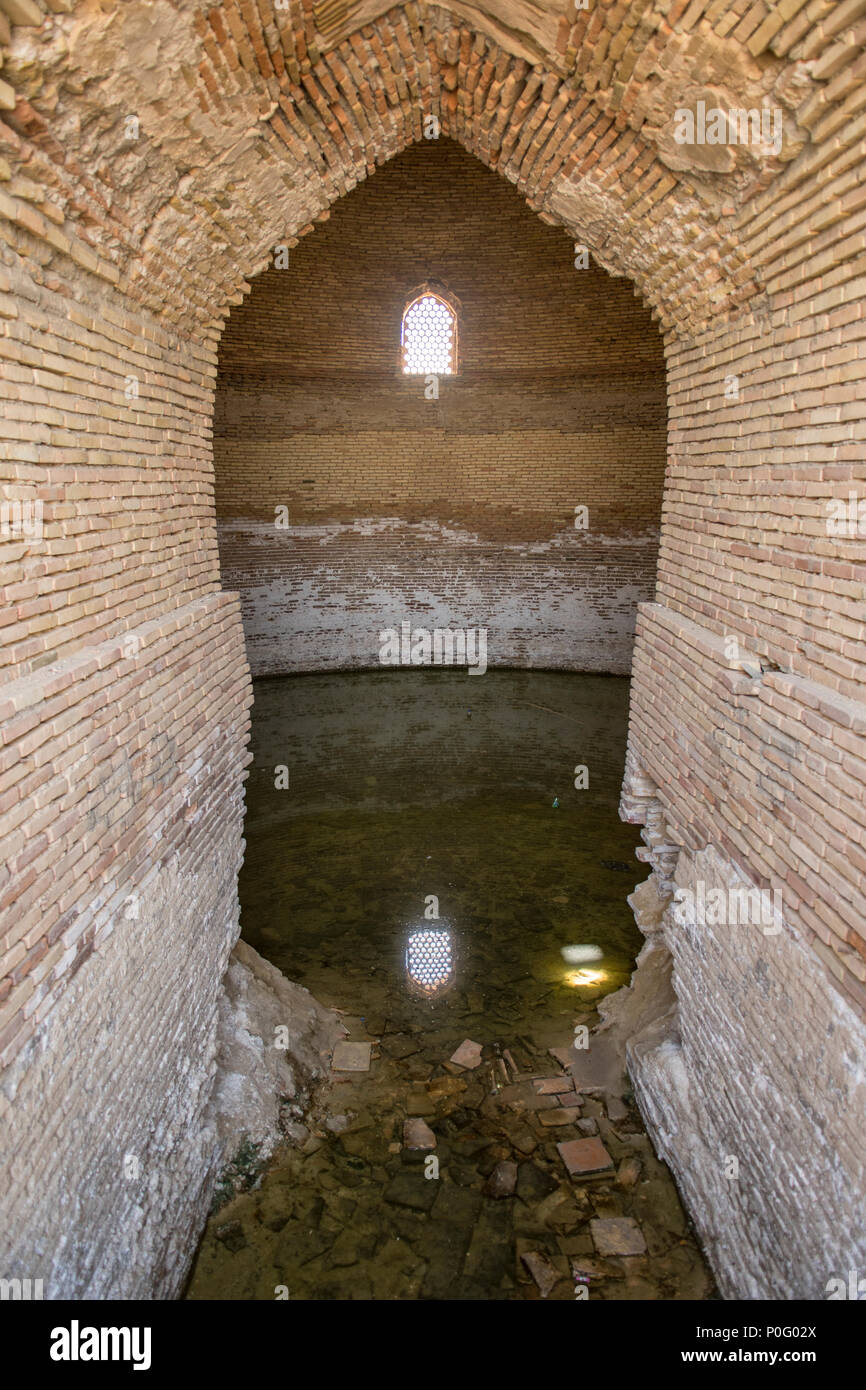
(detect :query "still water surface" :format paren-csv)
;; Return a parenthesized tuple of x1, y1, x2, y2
(242, 668, 643, 1015)
(186, 671, 713, 1300)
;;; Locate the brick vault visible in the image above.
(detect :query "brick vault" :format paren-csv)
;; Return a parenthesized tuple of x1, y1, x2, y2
(0, 0, 864, 1299)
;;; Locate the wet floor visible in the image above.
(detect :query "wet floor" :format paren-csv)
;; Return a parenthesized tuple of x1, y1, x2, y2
(185, 670, 715, 1300)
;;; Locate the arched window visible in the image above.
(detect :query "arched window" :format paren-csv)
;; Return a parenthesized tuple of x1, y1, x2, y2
(401, 290, 457, 375)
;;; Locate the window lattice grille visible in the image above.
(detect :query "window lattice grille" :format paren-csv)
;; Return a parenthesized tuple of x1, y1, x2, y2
(401, 294, 456, 375)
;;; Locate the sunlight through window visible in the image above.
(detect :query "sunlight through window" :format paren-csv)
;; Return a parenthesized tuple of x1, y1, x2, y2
(401, 294, 456, 375)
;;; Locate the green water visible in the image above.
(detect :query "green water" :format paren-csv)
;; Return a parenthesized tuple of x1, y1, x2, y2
(185, 670, 714, 1301)
(241, 668, 643, 1018)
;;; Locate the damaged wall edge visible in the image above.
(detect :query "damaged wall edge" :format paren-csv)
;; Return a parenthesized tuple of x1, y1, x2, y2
(607, 760, 866, 1301)
(207, 939, 347, 1207)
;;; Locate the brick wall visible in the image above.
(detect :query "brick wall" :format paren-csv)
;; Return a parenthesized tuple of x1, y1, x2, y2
(0, 168, 253, 1295)
(623, 840, 866, 1300)
(214, 139, 666, 676)
(0, 0, 864, 1303)
(616, 263, 866, 1297)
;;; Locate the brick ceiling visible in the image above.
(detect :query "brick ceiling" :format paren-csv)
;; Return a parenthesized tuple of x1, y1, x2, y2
(0, 0, 862, 341)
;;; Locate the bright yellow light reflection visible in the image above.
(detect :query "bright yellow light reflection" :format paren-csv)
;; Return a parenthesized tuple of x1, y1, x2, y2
(566, 968, 607, 987)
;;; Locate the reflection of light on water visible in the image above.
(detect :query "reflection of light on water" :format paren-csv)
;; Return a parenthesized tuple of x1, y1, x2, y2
(561, 943, 604, 964)
(405, 928, 454, 997)
(561, 944, 606, 987)
(567, 968, 607, 987)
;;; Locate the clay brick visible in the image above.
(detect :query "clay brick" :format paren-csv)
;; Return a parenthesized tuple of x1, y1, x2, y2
(0, 0, 864, 1310)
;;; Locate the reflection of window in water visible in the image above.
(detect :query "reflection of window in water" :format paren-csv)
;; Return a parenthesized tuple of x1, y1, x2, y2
(405, 928, 454, 997)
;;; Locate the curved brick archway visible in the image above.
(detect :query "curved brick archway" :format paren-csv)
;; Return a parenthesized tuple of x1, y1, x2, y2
(212, 137, 670, 677)
(1, 1, 865, 1300)
(1, 1, 773, 337)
